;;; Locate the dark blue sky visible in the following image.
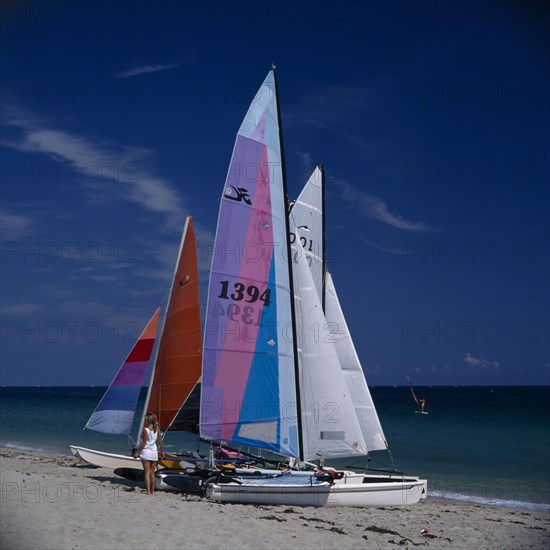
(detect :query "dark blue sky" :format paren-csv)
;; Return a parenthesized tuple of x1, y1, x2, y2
(1, 0, 548, 386)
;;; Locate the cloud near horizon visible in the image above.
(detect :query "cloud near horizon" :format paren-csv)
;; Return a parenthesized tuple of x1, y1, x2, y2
(464, 352, 501, 373)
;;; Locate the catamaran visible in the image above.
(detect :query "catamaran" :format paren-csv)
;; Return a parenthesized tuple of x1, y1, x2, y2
(199, 67, 427, 506)
(71, 216, 203, 470)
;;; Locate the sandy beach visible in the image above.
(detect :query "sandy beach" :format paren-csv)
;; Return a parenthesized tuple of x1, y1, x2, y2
(1, 448, 548, 550)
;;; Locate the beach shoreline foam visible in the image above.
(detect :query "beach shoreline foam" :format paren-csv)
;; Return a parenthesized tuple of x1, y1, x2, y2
(1, 447, 548, 549)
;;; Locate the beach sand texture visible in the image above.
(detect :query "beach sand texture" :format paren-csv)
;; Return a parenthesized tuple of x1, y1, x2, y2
(1, 448, 548, 549)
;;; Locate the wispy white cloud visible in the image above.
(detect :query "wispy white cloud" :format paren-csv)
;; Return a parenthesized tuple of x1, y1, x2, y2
(464, 352, 501, 373)
(365, 365, 382, 375)
(357, 235, 403, 254)
(302, 118, 384, 155)
(3, 107, 184, 231)
(114, 63, 181, 79)
(85, 274, 123, 283)
(287, 151, 326, 195)
(296, 151, 313, 169)
(0, 210, 34, 239)
(1, 302, 46, 316)
(133, 222, 215, 283)
(290, 151, 315, 183)
(414, 363, 453, 374)
(286, 84, 388, 155)
(288, 84, 377, 121)
(60, 300, 114, 317)
(334, 179, 431, 231)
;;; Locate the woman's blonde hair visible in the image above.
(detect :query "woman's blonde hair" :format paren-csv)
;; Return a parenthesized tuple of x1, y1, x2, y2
(144, 412, 159, 432)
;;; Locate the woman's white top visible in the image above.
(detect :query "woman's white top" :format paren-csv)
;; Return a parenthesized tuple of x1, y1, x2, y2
(139, 427, 158, 461)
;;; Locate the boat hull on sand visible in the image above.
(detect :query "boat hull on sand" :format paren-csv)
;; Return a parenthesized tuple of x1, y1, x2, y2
(156, 472, 205, 494)
(113, 468, 204, 494)
(70, 445, 185, 470)
(205, 473, 427, 507)
(71, 446, 141, 470)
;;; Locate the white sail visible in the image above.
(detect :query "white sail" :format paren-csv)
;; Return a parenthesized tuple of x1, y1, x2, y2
(291, 166, 324, 302)
(292, 168, 388, 452)
(291, 224, 367, 460)
(325, 272, 388, 451)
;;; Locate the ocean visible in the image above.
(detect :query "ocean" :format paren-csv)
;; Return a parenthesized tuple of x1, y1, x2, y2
(1, 386, 548, 511)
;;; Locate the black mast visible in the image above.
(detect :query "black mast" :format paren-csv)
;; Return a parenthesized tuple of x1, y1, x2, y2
(320, 163, 326, 312)
(272, 64, 304, 462)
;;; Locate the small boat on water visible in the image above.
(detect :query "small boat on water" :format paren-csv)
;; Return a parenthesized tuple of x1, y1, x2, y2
(408, 376, 429, 415)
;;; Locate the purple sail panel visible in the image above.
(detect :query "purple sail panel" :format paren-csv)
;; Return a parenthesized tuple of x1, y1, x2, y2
(110, 360, 149, 386)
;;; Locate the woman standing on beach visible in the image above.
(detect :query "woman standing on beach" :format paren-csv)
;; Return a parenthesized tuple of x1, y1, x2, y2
(133, 412, 164, 495)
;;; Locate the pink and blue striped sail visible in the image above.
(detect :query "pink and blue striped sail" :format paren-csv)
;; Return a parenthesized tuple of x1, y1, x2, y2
(85, 308, 160, 435)
(200, 70, 299, 457)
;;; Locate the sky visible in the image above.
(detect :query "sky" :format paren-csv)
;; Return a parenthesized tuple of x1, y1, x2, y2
(0, 0, 548, 386)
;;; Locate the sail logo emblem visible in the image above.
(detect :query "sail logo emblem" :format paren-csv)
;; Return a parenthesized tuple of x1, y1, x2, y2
(178, 275, 190, 288)
(225, 185, 252, 205)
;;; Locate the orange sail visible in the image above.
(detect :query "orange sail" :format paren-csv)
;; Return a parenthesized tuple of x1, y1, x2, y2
(146, 217, 202, 431)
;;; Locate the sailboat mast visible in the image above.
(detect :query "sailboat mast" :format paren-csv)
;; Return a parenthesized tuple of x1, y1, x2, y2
(137, 216, 191, 439)
(272, 65, 304, 461)
(320, 163, 326, 312)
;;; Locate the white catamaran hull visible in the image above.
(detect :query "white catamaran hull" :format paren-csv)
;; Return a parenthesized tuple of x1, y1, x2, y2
(70, 445, 142, 470)
(205, 475, 427, 507)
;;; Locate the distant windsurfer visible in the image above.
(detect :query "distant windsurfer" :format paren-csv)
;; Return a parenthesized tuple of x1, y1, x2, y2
(420, 399, 426, 413)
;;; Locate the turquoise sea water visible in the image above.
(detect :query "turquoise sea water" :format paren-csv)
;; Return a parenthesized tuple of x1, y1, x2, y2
(1, 386, 549, 511)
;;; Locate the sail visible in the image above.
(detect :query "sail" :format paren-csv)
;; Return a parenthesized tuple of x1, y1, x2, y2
(290, 166, 324, 303)
(200, 70, 299, 457)
(85, 308, 160, 435)
(408, 376, 419, 405)
(325, 273, 388, 451)
(169, 381, 201, 433)
(146, 217, 202, 431)
(292, 169, 387, 452)
(291, 230, 367, 460)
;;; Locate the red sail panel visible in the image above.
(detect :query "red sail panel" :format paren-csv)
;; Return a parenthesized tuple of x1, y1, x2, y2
(147, 218, 202, 430)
